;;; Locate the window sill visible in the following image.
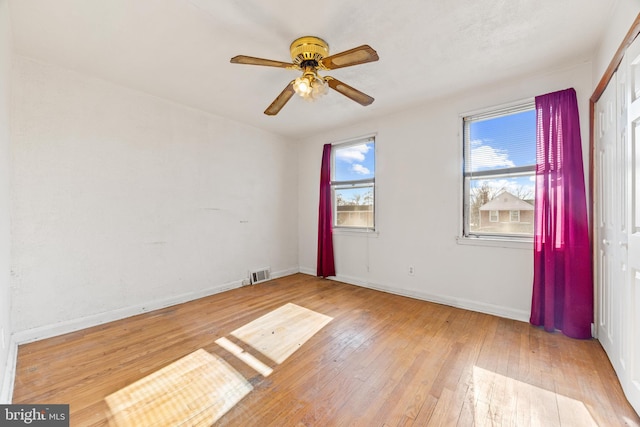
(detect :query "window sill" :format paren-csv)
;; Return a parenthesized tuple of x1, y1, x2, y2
(456, 236, 532, 250)
(333, 228, 379, 237)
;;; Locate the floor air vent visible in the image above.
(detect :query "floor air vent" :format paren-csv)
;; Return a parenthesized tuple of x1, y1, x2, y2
(250, 267, 271, 284)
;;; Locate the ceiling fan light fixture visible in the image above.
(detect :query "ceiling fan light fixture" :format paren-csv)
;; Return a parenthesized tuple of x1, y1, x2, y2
(293, 71, 327, 101)
(311, 77, 328, 98)
(293, 75, 312, 96)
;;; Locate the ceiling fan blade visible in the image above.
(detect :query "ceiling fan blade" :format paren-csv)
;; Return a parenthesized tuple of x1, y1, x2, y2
(264, 82, 296, 115)
(326, 77, 374, 106)
(230, 55, 294, 69)
(320, 45, 379, 70)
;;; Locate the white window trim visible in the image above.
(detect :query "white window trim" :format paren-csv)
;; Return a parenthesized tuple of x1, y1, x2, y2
(510, 210, 520, 222)
(456, 235, 533, 250)
(459, 98, 536, 245)
(333, 228, 380, 237)
(331, 134, 377, 232)
(489, 210, 499, 222)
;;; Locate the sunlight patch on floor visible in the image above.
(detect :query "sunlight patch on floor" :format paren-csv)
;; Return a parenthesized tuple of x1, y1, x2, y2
(105, 349, 252, 427)
(214, 336, 274, 376)
(230, 302, 333, 364)
(472, 365, 598, 426)
(104, 303, 333, 425)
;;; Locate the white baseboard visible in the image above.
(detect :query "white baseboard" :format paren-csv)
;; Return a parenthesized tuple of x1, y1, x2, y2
(299, 266, 315, 276)
(329, 272, 530, 323)
(271, 267, 300, 280)
(13, 279, 241, 344)
(12, 268, 291, 345)
(0, 336, 17, 403)
(13, 267, 301, 345)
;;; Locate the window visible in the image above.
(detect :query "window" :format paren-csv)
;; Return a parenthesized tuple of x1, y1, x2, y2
(332, 136, 375, 230)
(463, 101, 536, 239)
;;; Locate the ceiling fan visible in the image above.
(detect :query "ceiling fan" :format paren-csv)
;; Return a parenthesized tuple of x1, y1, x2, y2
(230, 36, 379, 115)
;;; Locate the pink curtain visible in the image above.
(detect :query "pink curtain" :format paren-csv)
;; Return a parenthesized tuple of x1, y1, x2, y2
(317, 144, 336, 277)
(530, 88, 593, 339)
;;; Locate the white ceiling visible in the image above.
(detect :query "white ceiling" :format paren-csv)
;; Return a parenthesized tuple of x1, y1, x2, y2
(8, 0, 616, 138)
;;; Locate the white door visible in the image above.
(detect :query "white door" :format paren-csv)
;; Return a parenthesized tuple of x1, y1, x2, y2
(624, 31, 640, 414)
(595, 73, 619, 362)
(594, 32, 640, 415)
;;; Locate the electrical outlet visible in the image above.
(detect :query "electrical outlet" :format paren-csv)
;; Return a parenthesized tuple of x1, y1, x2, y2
(408, 266, 415, 276)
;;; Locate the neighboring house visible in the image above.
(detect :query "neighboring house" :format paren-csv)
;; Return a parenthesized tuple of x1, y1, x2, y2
(478, 191, 534, 234)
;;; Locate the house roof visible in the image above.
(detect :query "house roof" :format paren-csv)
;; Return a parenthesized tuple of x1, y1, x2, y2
(479, 191, 534, 211)
(7, 0, 617, 138)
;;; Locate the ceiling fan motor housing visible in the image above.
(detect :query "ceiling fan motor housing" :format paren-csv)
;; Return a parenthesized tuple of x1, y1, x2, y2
(290, 36, 329, 66)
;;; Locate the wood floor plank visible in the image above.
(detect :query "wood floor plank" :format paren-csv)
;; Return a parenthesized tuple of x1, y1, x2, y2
(11, 274, 640, 426)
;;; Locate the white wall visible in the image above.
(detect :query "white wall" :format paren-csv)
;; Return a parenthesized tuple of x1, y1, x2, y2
(0, 0, 13, 402)
(593, 0, 640, 85)
(298, 62, 593, 321)
(10, 56, 299, 335)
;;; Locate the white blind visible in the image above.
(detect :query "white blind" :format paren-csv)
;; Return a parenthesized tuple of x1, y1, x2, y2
(463, 102, 536, 176)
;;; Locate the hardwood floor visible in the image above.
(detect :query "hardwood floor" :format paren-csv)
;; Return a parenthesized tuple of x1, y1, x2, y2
(12, 274, 640, 426)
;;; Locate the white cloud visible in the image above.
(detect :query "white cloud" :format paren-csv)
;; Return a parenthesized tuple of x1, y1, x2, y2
(336, 144, 371, 163)
(471, 143, 514, 171)
(352, 164, 370, 175)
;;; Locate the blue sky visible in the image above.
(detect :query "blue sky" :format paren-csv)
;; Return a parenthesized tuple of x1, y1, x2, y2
(468, 109, 536, 198)
(469, 109, 536, 171)
(334, 142, 375, 181)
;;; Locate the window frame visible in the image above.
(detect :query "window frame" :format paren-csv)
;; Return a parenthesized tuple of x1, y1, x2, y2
(461, 99, 536, 242)
(510, 210, 520, 222)
(489, 210, 499, 222)
(331, 135, 376, 232)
